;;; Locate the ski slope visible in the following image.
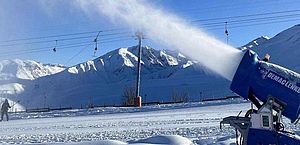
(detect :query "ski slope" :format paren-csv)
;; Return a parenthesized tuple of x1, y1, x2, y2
(0, 99, 299, 144)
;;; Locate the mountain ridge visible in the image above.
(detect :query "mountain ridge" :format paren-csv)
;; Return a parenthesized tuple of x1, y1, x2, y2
(1, 24, 300, 110)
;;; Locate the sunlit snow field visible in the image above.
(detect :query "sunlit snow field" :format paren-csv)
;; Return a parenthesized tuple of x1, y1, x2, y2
(0, 99, 299, 145)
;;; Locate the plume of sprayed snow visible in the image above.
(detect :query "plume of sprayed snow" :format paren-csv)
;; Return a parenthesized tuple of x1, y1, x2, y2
(75, 0, 244, 81)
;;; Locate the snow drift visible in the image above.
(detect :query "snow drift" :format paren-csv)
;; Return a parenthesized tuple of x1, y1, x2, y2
(48, 135, 194, 145)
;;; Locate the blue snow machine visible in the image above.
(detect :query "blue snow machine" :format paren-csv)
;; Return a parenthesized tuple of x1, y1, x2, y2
(221, 50, 300, 145)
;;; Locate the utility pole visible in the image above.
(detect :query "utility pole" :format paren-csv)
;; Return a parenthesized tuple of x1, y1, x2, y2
(135, 31, 144, 107)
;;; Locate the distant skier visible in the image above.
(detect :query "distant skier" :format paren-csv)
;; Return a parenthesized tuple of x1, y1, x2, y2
(1, 99, 11, 121)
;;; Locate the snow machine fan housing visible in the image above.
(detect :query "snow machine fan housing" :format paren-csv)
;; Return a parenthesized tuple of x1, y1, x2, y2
(230, 50, 300, 122)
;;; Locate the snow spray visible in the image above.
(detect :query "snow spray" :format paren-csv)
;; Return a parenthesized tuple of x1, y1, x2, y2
(76, 0, 244, 81)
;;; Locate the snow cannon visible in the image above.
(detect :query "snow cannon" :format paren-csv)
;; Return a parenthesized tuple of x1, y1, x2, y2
(221, 50, 300, 145)
(231, 50, 300, 122)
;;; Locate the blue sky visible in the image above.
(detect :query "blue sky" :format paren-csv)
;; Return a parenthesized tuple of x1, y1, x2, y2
(0, 0, 300, 66)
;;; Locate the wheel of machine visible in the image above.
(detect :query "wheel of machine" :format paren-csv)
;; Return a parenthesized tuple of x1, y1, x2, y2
(245, 109, 257, 118)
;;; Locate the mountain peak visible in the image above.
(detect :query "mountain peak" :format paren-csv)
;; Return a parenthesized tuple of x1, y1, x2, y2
(241, 24, 300, 71)
(0, 59, 65, 80)
(241, 36, 269, 50)
(64, 45, 197, 83)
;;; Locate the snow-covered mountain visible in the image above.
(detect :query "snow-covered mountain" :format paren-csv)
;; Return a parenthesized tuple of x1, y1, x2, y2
(1, 24, 300, 110)
(241, 36, 269, 50)
(67, 46, 198, 83)
(0, 59, 65, 81)
(0, 60, 66, 110)
(241, 24, 300, 71)
(0, 46, 229, 110)
(20, 46, 229, 109)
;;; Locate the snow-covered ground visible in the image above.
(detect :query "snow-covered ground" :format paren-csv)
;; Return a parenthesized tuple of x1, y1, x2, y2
(0, 99, 299, 144)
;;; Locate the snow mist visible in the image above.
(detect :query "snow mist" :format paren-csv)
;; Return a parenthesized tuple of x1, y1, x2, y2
(76, 0, 243, 81)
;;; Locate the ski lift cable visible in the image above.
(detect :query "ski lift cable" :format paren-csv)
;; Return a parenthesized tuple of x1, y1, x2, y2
(204, 16, 300, 29)
(4, 14, 298, 57)
(66, 43, 94, 65)
(0, 35, 96, 47)
(100, 38, 133, 44)
(0, 38, 133, 57)
(206, 17, 300, 30)
(99, 31, 132, 37)
(199, 13, 300, 26)
(192, 8, 300, 22)
(1, 8, 300, 44)
(4, 9, 299, 46)
(3, 11, 296, 46)
(98, 35, 133, 42)
(2, 36, 133, 55)
(0, 32, 132, 47)
(2, 41, 95, 54)
(0, 43, 94, 57)
(178, 0, 298, 14)
(200, 14, 300, 28)
(0, 27, 128, 43)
